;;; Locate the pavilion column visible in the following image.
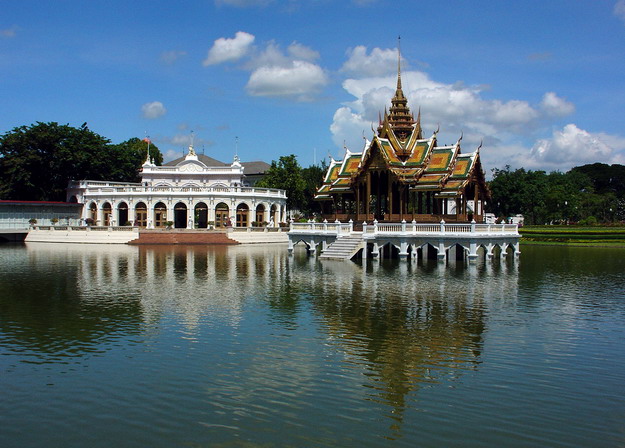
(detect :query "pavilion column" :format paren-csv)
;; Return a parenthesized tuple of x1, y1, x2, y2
(366, 172, 371, 218)
(356, 183, 360, 221)
(399, 186, 404, 221)
(187, 200, 194, 229)
(388, 180, 393, 219)
(147, 201, 155, 229)
(376, 173, 381, 217)
(97, 203, 104, 226)
(474, 184, 479, 221)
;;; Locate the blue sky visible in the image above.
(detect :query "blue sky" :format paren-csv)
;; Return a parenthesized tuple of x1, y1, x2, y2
(2, 0, 625, 174)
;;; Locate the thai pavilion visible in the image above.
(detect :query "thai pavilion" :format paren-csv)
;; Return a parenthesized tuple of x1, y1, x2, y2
(66, 146, 287, 229)
(315, 61, 489, 224)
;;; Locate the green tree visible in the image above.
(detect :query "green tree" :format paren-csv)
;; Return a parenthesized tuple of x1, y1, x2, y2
(0, 122, 111, 201)
(256, 155, 306, 211)
(108, 137, 163, 182)
(300, 159, 327, 216)
(0, 122, 164, 201)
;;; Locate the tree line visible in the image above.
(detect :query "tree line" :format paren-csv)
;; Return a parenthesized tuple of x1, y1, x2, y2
(488, 164, 625, 225)
(0, 122, 163, 202)
(2, 122, 622, 226)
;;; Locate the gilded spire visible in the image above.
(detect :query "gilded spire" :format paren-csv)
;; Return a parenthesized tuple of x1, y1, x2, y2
(387, 35, 414, 141)
(397, 35, 402, 91)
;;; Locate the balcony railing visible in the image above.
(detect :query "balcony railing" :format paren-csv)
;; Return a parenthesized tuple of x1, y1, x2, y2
(290, 219, 519, 236)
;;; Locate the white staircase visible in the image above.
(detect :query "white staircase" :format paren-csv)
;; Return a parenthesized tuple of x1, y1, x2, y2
(319, 235, 364, 260)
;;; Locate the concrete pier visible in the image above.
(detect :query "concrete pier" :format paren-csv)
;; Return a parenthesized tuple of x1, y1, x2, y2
(288, 219, 521, 263)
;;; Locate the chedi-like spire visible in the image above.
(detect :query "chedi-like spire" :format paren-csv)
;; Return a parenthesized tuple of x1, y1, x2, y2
(387, 36, 415, 140)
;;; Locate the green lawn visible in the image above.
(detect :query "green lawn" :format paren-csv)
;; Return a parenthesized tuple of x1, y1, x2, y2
(519, 226, 625, 246)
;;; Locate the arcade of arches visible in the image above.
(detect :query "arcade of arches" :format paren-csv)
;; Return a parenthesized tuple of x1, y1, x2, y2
(84, 200, 286, 229)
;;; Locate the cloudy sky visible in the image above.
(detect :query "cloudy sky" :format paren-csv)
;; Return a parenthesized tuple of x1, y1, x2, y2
(2, 0, 625, 174)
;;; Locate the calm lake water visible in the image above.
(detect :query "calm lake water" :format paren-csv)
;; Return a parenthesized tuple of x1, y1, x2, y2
(1, 242, 624, 447)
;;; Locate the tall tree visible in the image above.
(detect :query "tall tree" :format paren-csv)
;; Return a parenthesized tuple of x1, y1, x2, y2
(0, 122, 111, 201)
(0, 122, 164, 201)
(300, 159, 327, 216)
(108, 137, 163, 182)
(256, 155, 306, 211)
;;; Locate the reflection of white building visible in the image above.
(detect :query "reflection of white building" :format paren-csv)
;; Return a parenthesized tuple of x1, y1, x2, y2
(67, 146, 287, 229)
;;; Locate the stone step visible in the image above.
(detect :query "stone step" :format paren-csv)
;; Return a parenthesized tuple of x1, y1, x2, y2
(128, 231, 238, 245)
(319, 237, 364, 260)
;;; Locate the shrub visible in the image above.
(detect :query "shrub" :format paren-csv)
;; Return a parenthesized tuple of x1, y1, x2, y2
(579, 216, 598, 226)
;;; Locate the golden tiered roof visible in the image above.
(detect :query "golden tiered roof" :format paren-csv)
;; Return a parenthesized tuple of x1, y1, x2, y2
(315, 43, 488, 201)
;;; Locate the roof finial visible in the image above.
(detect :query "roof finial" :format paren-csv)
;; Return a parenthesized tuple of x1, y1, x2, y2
(397, 35, 402, 90)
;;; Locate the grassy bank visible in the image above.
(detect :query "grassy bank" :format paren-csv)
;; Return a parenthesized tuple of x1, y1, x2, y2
(519, 225, 625, 246)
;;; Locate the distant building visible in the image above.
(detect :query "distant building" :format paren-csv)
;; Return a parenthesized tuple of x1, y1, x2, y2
(67, 146, 287, 228)
(315, 53, 489, 223)
(0, 200, 83, 229)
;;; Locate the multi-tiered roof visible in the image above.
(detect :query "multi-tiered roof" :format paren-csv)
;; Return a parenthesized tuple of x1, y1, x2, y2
(316, 47, 488, 204)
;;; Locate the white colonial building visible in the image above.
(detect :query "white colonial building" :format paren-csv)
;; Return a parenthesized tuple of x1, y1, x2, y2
(66, 146, 287, 229)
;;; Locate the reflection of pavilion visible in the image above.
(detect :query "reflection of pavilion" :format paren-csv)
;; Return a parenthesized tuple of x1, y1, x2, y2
(286, 251, 519, 433)
(67, 147, 287, 229)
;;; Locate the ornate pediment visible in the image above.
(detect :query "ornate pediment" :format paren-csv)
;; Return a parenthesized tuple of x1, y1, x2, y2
(179, 162, 203, 172)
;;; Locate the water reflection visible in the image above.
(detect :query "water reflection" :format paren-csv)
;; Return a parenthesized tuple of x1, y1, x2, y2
(283, 253, 520, 434)
(1, 242, 523, 441)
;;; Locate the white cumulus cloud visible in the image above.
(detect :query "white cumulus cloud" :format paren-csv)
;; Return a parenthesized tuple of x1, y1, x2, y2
(141, 101, 167, 119)
(330, 68, 543, 151)
(203, 31, 255, 66)
(540, 92, 575, 117)
(615, 0, 625, 24)
(327, 45, 625, 172)
(246, 60, 328, 100)
(340, 45, 402, 77)
(526, 124, 618, 170)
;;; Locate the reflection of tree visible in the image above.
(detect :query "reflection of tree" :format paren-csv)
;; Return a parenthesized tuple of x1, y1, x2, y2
(0, 245, 143, 361)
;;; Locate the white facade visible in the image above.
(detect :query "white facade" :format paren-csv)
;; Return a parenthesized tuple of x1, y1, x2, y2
(67, 147, 287, 229)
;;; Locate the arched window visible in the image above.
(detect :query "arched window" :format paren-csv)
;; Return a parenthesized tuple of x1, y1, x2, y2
(135, 202, 147, 227)
(255, 204, 265, 225)
(174, 202, 187, 229)
(118, 202, 129, 226)
(215, 203, 229, 228)
(154, 202, 167, 227)
(89, 202, 97, 224)
(236, 203, 249, 227)
(102, 202, 112, 226)
(195, 202, 208, 229)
